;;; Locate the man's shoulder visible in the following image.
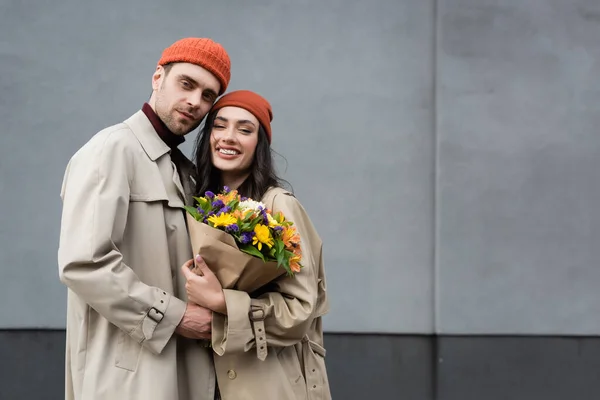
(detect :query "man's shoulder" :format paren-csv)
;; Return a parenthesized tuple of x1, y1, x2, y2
(89, 120, 138, 149)
(72, 118, 140, 160)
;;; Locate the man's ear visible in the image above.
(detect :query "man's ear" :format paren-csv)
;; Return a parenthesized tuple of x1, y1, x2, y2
(151, 65, 164, 91)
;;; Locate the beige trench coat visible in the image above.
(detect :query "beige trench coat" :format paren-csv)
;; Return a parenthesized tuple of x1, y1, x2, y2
(58, 111, 216, 400)
(211, 188, 332, 400)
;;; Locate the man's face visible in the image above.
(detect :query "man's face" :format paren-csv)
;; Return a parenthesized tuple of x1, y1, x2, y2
(150, 63, 221, 136)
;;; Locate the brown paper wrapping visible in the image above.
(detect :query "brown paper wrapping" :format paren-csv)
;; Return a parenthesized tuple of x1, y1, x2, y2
(186, 213, 286, 293)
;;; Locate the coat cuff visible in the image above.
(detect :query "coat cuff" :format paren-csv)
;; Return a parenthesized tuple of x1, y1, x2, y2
(212, 289, 253, 356)
(130, 288, 187, 355)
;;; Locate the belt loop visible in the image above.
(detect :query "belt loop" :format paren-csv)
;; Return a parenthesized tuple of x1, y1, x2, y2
(249, 306, 268, 361)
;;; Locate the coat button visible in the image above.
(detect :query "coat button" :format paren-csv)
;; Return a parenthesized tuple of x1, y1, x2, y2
(227, 370, 237, 380)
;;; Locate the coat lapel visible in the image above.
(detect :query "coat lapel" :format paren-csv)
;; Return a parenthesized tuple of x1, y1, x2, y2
(125, 110, 170, 161)
(171, 148, 196, 205)
(124, 110, 188, 206)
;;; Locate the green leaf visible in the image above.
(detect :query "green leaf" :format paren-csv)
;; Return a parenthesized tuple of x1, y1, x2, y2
(191, 196, 202, 205)
(281, 255, 292, 276)
(271, 212, 280, 223)
(183, 205, 202, 220)
(192, 196, 207, 208)
(248, 219, 261, 230)
(183, 205, 196, 215)
(273, 240, 284, 266)
(239, 244, 266, 261)
(276, 240, 285, 253)
(202, 197, 213, 207)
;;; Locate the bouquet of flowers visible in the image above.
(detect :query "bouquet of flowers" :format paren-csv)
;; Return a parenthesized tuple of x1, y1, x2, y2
(184, 186, 303, 293)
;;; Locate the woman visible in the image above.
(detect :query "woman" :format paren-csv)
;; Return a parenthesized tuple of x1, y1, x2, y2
(183, 90, 331, 400)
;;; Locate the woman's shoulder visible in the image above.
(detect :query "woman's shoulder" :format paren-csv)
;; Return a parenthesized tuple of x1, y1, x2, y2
(264, 187, 323, 255)
(264, 187, 313, 223)
(262, 185, 293, 202)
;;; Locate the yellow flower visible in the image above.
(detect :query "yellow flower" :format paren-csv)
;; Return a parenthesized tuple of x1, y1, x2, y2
(252, 224, 274, 250)
(208, 213, 237, 228)
(267, 213, 280, 228)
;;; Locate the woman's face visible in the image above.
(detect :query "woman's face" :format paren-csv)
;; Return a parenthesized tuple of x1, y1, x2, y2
(210, 106, 260, 177)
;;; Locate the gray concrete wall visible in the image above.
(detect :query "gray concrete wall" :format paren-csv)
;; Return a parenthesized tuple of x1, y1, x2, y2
(436, 0, 600, 335)
(1, 0, 599, 337)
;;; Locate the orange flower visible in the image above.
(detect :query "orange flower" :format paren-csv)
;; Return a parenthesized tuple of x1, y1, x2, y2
(233, 208, 254, 220)
(282, 226, 300, 248)
(220, 189, 239, 204)
(292, 245, 302, 257)
(233, 209, 243, 219)
(289, 254, 302, 273)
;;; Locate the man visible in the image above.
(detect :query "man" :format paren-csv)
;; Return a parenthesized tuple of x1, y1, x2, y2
(58, 38, 230, 400)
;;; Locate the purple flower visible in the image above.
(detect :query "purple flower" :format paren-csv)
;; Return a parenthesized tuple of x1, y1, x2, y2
(223, 186, 230, 193)
(215, 205, 231, 216)
(257, 207, 269, 224)
(240, 196, 248, 201)
(240, 232, 254, 244)
(212, 199, 225, 209)
(273, 226, 284, 232)
(196, 207, 205, 214)
(226, 224, 239, 233)
(205, 191, 215, 199)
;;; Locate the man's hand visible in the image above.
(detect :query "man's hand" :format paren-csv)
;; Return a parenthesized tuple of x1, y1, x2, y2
(175, 302, 212, 340)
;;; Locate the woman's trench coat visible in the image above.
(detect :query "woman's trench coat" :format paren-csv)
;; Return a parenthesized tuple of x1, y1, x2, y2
(210, 187, 332, 400)
(58, 111, 216, 400)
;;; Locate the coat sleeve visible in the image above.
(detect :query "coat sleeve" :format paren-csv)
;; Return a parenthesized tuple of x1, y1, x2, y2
(58, 129, 186, 355)
(211, 191, 321, 356)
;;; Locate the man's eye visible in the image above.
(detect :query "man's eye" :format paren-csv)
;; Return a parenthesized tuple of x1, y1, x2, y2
(204, 93, 216, 102)
(181, 81, 192, 89)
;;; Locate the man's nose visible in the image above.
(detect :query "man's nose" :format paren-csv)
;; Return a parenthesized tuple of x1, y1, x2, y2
(186, 92, 202, 109)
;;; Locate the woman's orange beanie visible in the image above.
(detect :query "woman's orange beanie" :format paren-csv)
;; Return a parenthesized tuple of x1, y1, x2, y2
(158, 38, 231, 95)
(211, 90, 273, 143)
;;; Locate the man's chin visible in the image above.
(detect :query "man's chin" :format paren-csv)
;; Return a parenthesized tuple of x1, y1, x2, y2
(180, 120, 203, 135)
(170, 122, 196, 136)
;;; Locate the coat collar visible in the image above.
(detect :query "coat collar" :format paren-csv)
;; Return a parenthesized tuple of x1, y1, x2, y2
(124, 110, 198, 204)
(124, 110, 171, 161)
(170, 148, 197, 205)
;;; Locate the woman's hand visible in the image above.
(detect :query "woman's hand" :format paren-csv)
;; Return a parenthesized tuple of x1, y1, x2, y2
(181, 255, 227, 314)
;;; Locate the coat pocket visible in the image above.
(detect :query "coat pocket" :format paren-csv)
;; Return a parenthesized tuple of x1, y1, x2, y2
(130, 191, 184, 209)
(115, 330, 141, 372)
